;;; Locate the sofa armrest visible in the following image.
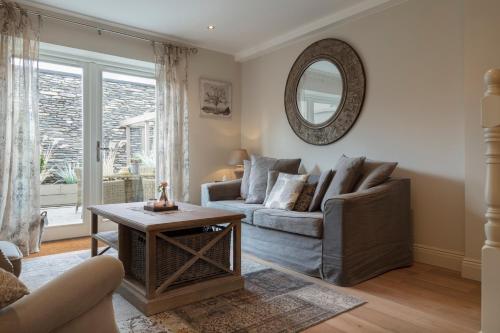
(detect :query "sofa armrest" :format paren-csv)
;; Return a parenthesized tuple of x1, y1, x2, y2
(322, 178, 412, 286)
(201, 179, 242, 206)
(0, 255, 124, 333)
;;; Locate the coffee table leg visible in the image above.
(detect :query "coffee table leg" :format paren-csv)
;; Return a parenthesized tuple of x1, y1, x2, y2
(233, 220, 241, 275)
(91, 213, 98, 257)
(145, 231, 157, 298)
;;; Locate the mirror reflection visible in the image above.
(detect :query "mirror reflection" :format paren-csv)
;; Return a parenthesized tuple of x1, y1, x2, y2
(296, 60, 343, 125)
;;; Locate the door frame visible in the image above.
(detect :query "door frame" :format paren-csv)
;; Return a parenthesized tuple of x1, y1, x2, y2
(40, 43, 155, 241)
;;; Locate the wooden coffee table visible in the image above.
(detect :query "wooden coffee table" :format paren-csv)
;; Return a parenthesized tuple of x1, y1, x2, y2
(88, 202, 244, 315)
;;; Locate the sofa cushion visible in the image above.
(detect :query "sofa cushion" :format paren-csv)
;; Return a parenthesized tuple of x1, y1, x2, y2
(321, 155, 365, 211)
(246, 155, 277, 204)
(308, 170, 334, 212)
(205, 200, 264, 224)
(253, 209, 324, 238)
(354, 159, 397, 191)
(240, 159, 251, 199)
(264, 173, 308, 210)
(272, 158, 301, 174)
(294, 182, 317, 212)
(264, 170, 279, 203)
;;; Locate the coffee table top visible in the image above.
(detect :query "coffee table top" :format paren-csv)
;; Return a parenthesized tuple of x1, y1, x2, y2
(88, 202, 244, 232)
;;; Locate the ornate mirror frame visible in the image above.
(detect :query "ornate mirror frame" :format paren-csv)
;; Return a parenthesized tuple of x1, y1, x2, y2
(284, 38, 366, 145)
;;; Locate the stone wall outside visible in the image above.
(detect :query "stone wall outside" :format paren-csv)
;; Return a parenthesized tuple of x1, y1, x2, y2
(39, 69, 155, 183)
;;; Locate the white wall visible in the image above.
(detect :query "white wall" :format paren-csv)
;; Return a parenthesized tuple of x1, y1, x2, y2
(37, 14, 241, 204)
(242, 0, 466, 257)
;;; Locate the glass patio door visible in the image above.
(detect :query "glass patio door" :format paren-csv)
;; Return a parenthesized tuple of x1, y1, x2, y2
(98, 69, 156, 208)
(40, 44, 156, 241)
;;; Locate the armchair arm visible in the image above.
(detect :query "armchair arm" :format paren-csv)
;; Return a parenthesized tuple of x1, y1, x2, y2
(322, 178, 412, 286)
(0, 255, 124, 333)
(201, 179, 242, 206)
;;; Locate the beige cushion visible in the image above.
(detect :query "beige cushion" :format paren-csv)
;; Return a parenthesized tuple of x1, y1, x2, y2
(0, 268, 29, 308)
(265, 173, 307, 210)
(264, 170, 280, 203)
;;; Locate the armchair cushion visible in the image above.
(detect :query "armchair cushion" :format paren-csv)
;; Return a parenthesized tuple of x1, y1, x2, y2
(253, 209, 323, 238)
(0, 269, 29, 308)
(0, 241, 23, 277)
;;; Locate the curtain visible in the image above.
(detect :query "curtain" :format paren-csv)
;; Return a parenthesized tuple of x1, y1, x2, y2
(154, 44, 191, 202)
(0, 1, 41, 255)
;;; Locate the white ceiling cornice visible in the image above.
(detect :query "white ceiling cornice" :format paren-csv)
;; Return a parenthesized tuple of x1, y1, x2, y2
(15, 0, 232, 55)
(234, 0, 406, 62)
(18, 0, 407, 61)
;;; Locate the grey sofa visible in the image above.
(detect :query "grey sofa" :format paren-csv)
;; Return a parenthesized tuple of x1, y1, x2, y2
(202, 177, 412, 286)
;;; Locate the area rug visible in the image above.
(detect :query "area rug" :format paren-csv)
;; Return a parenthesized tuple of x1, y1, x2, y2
(21, 250, 365, 333)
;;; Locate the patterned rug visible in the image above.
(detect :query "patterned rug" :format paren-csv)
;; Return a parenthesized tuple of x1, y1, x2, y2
(21, 250, 365, 333)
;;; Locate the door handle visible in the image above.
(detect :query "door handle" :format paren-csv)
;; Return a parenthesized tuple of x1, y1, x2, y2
(96, 141, 109, 162)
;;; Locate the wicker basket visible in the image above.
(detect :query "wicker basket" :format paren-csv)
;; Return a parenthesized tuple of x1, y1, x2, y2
(129, 227, 231, 289)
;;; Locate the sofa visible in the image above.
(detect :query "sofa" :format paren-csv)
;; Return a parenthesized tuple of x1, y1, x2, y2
(202, 173, 412, 286)
(0, 256, 124, 333)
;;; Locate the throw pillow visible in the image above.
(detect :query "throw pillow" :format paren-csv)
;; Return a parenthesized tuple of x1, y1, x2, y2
(240, 159, 251, 199)
(308, 170, 334, 212)
(0, 268, 29, 308)
(355, 160, 398, 190)
(294, 182, 317, 212)
(265, 173, 308, 210)
(272, 158, 301, 174)
(264, 170, 280, 204)
(321, 155, 365, 211)
(246, 155, 278, 203)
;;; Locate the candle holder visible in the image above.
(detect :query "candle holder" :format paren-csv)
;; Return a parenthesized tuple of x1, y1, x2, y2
(144, 181, 178, 212)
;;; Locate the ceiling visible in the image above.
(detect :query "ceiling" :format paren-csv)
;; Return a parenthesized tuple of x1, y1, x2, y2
(21, 0, 396, 61)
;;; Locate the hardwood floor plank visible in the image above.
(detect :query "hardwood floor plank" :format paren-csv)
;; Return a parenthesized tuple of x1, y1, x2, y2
(33, 238, 481, 332)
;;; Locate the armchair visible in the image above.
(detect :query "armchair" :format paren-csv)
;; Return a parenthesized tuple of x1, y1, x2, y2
(0, 255, 124, 333)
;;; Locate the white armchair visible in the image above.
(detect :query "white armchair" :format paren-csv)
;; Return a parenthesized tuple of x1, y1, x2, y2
(0, 255, 124, 333)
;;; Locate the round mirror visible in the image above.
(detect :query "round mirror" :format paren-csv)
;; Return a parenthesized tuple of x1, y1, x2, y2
(296, 60, 344, 126)
(284, 39, 365, 145)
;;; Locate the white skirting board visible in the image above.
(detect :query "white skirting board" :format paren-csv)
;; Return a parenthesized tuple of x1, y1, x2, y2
(413, 244, 481, 281)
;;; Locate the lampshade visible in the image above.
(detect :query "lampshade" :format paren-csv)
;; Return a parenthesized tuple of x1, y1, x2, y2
(228, 149, 249, 166)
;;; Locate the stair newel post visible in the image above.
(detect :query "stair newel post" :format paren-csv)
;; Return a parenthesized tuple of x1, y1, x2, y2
(481, 68, 500, 333)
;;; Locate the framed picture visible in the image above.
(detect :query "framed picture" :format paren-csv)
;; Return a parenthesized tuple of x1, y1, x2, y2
(200, 78, 232, 118)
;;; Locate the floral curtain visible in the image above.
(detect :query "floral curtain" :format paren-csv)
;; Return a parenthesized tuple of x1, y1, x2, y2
(154, 44, 191, 202)
(0, 1, 41, 255)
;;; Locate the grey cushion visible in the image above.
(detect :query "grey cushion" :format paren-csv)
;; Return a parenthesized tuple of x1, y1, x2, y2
(272, 158, 301, 174)
(321, 155, 365, 211)
(354, 160, 398, 191)
(205, 200, 264, 224)
(240, 160, 251, 199)
(253, 209, 324, 238)
(264, 173, 307, 210)
(0, 242, 22, 277)
(264, 170, 280, 203)
(246, 155, 277, 204)
(308, 170, 334, 212)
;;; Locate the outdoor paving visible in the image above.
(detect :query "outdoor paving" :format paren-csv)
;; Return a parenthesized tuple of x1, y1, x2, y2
(42, 205, 83, 226)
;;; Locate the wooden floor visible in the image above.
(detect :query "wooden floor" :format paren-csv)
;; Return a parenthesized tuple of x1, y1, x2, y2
(30, 237, 481, 333)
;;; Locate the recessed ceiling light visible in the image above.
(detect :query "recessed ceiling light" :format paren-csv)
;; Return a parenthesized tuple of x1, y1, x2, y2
(207, 25, 215, 30)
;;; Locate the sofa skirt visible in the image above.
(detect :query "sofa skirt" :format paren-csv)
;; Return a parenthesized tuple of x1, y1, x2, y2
(241, 223, 323, 278)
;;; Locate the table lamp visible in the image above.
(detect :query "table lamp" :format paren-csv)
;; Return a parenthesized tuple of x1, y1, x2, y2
(228, 149, 249, 179)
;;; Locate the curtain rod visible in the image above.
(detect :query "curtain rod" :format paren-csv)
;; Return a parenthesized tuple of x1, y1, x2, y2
(1, 2, 197, 53)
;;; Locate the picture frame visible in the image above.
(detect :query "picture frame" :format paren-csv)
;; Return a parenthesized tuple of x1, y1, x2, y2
(200, 78, 232, 119)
